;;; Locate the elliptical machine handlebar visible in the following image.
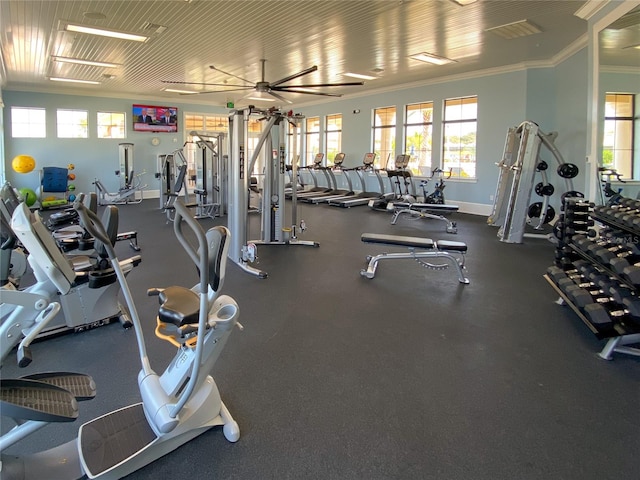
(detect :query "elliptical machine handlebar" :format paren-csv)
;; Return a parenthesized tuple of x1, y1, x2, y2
(73, 195, 153, 376)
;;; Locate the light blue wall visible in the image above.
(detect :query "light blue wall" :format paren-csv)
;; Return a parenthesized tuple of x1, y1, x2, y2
(298, 62, 590, 209)
(2, 91, 227, 195)
(2, 52, 595, 211)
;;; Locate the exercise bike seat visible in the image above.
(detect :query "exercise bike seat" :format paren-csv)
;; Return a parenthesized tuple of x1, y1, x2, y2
(155, 286, 199, 327)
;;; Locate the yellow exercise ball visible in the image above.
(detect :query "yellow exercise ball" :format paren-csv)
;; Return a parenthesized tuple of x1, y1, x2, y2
(12, 155, 36, 174)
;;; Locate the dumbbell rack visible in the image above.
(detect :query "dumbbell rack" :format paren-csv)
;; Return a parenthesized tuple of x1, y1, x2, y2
(545, 197, 640, 359)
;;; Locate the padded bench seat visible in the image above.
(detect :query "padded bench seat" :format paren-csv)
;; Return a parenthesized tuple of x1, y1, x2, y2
(388, 202, 459, 213)
(361, 233, 467, 253)
(360, 232, 469, 284)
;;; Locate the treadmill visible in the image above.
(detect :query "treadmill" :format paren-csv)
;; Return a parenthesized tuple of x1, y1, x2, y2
(367, 154, 412, 210)
(286, 153, 333, 200)
(302, 153, 355, 204)
(329, 153, 386, 208)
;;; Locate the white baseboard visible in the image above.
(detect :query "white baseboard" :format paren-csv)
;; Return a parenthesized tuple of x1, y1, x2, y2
(451, 200, 492, 216)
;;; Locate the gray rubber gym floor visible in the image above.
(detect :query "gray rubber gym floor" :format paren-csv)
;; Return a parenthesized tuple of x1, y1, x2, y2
(3, 200, 639, 480)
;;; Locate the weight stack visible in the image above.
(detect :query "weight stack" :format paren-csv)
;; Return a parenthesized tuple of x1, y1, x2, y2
(554, 197, 594, 268)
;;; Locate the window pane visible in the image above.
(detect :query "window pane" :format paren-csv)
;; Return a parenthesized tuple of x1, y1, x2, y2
(325, 114, 342, 165)
(603, 93, 635, 178)
(405, 102, 433, 175)
(306, 117, 320, 165)
(11, 107, 46, 138)
(373, 107, 396, 167)
(97, 112, 126, 138)
(443, 121, 476, 178)
(57, 109, 88, 138)
(443, 96, 477, 178)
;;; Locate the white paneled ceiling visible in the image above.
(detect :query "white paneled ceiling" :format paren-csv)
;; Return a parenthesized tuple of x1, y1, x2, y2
(0, 0, 634, 107)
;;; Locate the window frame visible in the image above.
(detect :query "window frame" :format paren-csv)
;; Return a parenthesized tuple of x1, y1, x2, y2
(324, 114, 342, 166)
(441, 96, 478, 180)
(56, 108, 89, 139)
(97, 111, 126, 139)
(404, 102, 434, 176)
(372, 106, 396, 169)
(602, 93, 636, 179)
(11, 106, 47, 138)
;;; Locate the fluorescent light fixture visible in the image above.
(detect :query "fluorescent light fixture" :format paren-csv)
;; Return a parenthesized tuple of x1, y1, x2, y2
(343, 72, 376, 80)
(409, 52, 456, 65)
(49, 77, 101, 85)
(53, 56, 120, 68)
(485, 20, 542, 39)
(65, 23, 149, 42)
(246, 95, 275, 102)
(164, 88, 198, 94)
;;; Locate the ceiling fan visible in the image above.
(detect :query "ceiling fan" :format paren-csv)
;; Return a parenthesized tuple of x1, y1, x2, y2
(162, 59, 364, 104)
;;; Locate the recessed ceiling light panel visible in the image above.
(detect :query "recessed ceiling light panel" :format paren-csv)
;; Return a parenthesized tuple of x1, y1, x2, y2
(65, 23, 149, 42)
(409, 52, 456, 65)
(49, 77, 101, 85)
(344, 72, 376, 80)
(485, 19, 542, 39)
(53, 56, 120, 68)
(164, 88, 198, 94)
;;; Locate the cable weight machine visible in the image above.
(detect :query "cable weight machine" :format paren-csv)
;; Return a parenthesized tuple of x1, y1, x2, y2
(488, 121, 580, 243)
(227, 107, 318, 278)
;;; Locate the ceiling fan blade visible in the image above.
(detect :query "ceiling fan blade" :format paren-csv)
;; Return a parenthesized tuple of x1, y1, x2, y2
(270, 65, 318, 87)
(267, 91, 293, 104)
(209, 65, 254, 84)
(277, 81, 364, 88)
(161, 80, 249, 87)
(274, 88, 343, 97)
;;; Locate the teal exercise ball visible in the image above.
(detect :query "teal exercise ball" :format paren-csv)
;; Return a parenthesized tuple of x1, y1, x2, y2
(18, 187, 37, 207)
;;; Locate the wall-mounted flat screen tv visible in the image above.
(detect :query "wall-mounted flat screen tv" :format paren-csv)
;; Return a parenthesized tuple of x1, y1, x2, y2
(133, 104, 178, 133)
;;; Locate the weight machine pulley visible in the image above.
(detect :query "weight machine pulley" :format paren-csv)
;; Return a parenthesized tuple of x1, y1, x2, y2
(227, 107, 319, 278)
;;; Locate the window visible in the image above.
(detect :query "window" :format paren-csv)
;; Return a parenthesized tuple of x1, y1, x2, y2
(57, 109, 88, 138)
(442, 96, 477, 179)
(404, 102, 433, 176)
(11, 107, 46, 138)
(97, 111, 126, 138)
(325, 114, 342, 166)
(287, 119, 302, 166)
(306, 117, 320, 166)
(184, 114, 230, 183)
(185, 114, 228, 133)
(603, 93, 635, 179)
(373, 107, 396, 168)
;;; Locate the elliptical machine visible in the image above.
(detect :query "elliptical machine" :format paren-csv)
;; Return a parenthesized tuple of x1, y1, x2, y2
(1, 198, 242, 479)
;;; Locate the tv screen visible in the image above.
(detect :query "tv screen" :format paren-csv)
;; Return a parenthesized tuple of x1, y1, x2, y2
(133, 104, 178, 133)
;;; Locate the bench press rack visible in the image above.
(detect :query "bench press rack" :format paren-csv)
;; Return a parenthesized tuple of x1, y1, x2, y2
(387, 202, 459, 233)
(360, 233, 469, 284)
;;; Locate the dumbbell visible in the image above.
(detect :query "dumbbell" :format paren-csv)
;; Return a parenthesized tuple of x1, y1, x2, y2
(562, 272, 614, 308)
(607, 244, 640, 274)
(583, 296, 640, 328)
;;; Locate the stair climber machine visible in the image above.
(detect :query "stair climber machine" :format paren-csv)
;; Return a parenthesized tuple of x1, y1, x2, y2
(1, 201, 141, 357)
(329, 153, 386, 208)
(0, 197, 242, 479)
(228, 107, 319, 278)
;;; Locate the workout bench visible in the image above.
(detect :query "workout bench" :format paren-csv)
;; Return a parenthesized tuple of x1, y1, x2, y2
(360, 233, 469, 284)
(387, 201, 459, 234)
